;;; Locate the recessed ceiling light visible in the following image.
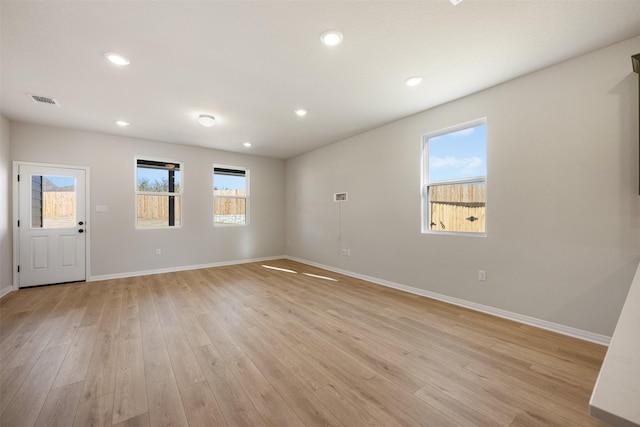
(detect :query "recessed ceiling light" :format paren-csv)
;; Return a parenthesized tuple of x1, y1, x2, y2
(115, 120, 130, 127)
(243, 142, 252, 148)
(405, 76, 423, 87)
(198, 114, 216, 127)
(104, 52, 130, 66)
(320, 30, 343, 47)
(294, 109, 307, 117)
(450, 0, 463, 5)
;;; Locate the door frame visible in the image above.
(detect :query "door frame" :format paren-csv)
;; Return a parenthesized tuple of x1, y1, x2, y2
(12, 161, 91, 290)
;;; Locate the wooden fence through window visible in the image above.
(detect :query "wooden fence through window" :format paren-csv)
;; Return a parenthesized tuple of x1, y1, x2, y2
(43, 192, 76, 218)
(136, 195, 182, 223)
(429, 183, 486, 233)
(44, 192, 246, 221)
(44, 187, 484, 232)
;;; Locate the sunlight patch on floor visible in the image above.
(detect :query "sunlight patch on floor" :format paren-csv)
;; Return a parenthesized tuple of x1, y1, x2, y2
(262, 264, 339, 282)
(303, 273, 338, 282)
(262, 265, 297, 274)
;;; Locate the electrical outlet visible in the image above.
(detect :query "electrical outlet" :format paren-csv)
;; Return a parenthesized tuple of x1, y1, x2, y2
(156, 248, 161, 255)
(341, 249, 348, 256)
(478, 270, 486, 281)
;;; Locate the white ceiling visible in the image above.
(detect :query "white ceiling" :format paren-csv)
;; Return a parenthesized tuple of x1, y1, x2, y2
(2, 1, 640, 159)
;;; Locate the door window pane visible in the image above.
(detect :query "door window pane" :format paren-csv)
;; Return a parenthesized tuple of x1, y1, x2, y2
(32, 175, 76, 228)
(31, 176, 43, 228)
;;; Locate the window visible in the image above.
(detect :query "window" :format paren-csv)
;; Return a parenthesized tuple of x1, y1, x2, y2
(136, 159, 182, 228)
(422, 120, 486, 235)
(213, 166, 248, 225)
(32, 175, 77, 228)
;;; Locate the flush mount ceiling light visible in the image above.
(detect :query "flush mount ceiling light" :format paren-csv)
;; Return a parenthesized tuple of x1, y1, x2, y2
(405, 76, 423, 87)
(115, 120, 130, 127)
(243, 142, 252, 148)
(198, 114, 216, 127)
(294, 109, 308, 117)
(449, 0, 463, 5)
(320, 30, 343, 47)
(104, 52, 130, 66)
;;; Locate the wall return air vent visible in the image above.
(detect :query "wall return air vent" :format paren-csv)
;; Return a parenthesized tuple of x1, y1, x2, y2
(334, 192, 348, 202)
(27, 94, 61, 107)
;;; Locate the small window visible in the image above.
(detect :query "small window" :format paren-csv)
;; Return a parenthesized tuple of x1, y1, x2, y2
(136, 159, 182, 228)
(422, 120, 487, 235)
(213, 166, 248, 226)
(31, 175, 77, 229)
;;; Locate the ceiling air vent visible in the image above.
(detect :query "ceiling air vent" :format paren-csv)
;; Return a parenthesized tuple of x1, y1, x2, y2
(27, 94, 61, 107)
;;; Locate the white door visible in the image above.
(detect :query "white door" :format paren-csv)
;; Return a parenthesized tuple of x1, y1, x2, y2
(18, 164, 87, 287)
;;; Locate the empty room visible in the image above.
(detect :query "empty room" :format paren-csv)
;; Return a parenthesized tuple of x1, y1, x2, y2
(1, 1, 639, 426)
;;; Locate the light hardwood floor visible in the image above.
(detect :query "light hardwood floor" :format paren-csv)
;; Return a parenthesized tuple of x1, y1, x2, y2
(0, 259, 607, 426)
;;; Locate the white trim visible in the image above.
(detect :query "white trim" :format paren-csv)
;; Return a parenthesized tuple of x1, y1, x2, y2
(285, 255, 611, 346)
(423, 118, 488, 140)
(0, 286, 13, 298)
(89, 255, 284, 281)
(12, 163, 18, 290)
(213, 164, 249, 227)
(422, 118, 487, 236)
(135, 156, 183, 229)
(589, 261, 640, 426)
(428, 176, 487, 186)
(12, 161, 91, 289)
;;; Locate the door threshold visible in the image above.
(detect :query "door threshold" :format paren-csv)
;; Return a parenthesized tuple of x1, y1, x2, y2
(20, 280, 86, 289)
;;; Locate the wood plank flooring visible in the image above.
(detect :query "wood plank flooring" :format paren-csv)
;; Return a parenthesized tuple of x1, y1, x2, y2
(0, 259, 607, 426)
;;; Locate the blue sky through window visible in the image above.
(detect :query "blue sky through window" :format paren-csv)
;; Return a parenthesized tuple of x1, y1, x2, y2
(428, 124, 486, 182)
(45, 176, 75, 188)
(213, 174, 246, 191)
(137, 167, 181, 190)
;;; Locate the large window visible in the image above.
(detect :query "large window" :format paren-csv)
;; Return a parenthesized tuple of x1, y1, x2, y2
(422, 120, 487, 235)
(136, 159, 182, 228)
(213, 166, 248, 226)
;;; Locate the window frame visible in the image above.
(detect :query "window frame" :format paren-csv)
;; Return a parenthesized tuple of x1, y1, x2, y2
(213, 164, 249, 227)
(135, 156, 183, 229)
(421, 118, 487, 237)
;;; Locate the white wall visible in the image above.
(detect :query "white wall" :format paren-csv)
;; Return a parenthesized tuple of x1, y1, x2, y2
(0, 115, 12, 295)
(285, 36, 640, 337)
(11, 124, 285, 278)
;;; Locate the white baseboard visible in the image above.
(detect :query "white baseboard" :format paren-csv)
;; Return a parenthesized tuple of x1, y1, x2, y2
(89, 255, 285, 282)
(0, 285, 13, 299)
(286, 256, 611, 346)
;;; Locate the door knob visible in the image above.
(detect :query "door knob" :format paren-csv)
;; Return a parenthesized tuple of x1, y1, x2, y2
(78, 221, 84, 226)
(78, 229, 84, 233)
